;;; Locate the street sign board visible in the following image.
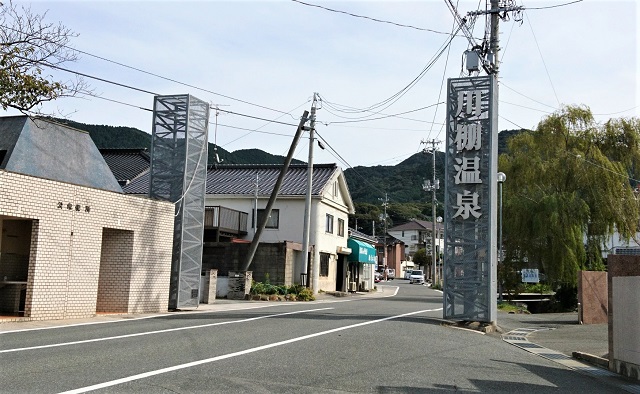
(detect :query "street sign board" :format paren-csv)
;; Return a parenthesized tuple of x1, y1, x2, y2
(443, 75, 498, 323)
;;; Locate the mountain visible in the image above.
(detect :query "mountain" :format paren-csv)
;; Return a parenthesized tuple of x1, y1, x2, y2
(55, 118, 302, 166)
(345, 129, 526, 204)
(61, 118, 525, 206)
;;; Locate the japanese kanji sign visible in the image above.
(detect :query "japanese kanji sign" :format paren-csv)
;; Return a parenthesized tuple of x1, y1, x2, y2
(443, 76, 498, 323)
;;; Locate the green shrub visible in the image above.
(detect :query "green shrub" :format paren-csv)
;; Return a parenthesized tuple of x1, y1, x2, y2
(296, 287, 315, 301)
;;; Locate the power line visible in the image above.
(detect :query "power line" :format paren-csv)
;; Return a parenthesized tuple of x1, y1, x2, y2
(524, 11, 561, 106)
(39, 61, 302, 128)
(0, 23, 297, 117)
(318, 23, 462, 116)
(526, 0, 584, 10)
(499, 81, 558, 110)
(291, 0, 455, 35)
(324, 103, 444, 125)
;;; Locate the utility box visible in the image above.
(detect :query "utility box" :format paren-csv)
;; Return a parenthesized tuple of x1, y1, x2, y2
(466, 50, 480, 72)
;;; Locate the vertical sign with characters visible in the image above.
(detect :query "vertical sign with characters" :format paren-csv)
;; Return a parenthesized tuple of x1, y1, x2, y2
(443, 76, 498, 323)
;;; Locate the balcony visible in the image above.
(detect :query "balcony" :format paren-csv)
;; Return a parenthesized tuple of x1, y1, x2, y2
(204, 206, 248, 238)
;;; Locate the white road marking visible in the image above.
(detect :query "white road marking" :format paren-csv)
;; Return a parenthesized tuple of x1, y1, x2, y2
(0, 308, 333, 354)
(0, 303, 283, 335)
(59, 308, 441, 394)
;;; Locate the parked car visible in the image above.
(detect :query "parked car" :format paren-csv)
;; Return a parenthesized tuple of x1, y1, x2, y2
(374, 271, 382, 283)
(409, 270, 425, 284)
(404, 270, 413, 279)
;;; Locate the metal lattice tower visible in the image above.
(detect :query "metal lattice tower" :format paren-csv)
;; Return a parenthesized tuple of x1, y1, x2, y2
(444, 76, 498, 323)
(149, 94, 209, 309)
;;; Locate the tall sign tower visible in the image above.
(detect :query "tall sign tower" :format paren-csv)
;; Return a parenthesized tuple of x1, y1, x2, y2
(149, 94, 210, 310)
(443, 76, 498, 323)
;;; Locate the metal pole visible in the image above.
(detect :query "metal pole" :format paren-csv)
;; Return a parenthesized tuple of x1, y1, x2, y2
(431, 141, 437, 286)
(301, 93, 317, 287)
(497, 172, 506, 301)
(490, 0, 500, 73)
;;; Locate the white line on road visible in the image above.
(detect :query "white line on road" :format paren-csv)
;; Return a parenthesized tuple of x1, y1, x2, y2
(0, 307, 333, 354)
(58, 307, 441, 394)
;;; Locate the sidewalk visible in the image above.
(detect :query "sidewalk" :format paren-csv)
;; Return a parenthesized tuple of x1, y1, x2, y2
(494, 310, 609, 359)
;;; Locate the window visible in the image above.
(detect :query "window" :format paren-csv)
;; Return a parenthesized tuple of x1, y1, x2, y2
(320, 252, 330, 277)
(411, 234, 418, 241)
(333, 181, 339, 197)
(337, 218, 345, 237)
(326, 214, 334, 233)
(253, 209, 279, 229)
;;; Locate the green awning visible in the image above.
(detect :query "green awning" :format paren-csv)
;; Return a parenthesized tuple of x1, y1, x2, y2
(347, 238, 377, 264)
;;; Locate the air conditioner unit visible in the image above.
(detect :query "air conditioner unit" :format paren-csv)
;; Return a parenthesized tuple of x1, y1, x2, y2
(348, 282, 357, 292)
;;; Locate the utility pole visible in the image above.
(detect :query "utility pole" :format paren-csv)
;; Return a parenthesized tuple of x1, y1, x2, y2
(378, 193, 389, 279)
(422, 139, 440, 285)
(302, 93, 318, 291)
(242, 111, 310, 272)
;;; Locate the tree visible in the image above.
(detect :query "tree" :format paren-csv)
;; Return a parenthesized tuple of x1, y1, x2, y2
(0, 1, 86, 114)
(412, 248, 430, 276)
(499, 105, 640, 286)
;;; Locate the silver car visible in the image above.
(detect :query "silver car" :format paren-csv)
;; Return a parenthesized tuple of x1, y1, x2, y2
(409, 270, 425, 284)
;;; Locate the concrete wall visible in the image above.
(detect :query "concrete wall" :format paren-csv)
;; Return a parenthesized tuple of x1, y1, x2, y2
(612, 276, 640, 379)
(607, 255, 640, 380)
(577, 271, 608, 324)
(202, 241, 299, 286)
(0, 170, 174, 321)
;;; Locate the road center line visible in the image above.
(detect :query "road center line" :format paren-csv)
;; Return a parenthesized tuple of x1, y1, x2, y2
(59, 308, 441, 394)
(0, 307, 333, 354)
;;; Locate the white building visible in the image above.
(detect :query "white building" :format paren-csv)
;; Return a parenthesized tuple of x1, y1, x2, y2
(124, 163, 356, 293)
(387, 219, 444, 258)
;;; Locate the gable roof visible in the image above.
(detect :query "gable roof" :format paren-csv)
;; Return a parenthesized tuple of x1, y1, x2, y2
(123, 163, 349, 199)
(99, 148, 150, 186)
(0, 116, 122, 193)
(388, 219, 443, 232)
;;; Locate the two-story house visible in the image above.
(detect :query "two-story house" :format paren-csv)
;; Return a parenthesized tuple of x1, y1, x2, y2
(387, 219, 443, 260)
(123, 163, 356, 293)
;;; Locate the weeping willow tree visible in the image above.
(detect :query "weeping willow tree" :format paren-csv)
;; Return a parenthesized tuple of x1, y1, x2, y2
(499, 105, 640, 287)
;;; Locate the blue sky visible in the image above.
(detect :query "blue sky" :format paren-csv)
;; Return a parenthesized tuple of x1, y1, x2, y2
(6, 0, 638, 167)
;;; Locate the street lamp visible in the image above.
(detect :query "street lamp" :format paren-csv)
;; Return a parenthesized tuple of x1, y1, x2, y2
(497, 172, 506, 301)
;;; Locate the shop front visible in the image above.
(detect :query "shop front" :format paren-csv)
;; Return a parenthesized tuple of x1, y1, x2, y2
(347, 238, 377, 292)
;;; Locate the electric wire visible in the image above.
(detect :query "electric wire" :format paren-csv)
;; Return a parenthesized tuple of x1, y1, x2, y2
(75, 92, 301, 140)
(499, 81, 558, 110)
(324, 103, 444, 125)
(290, 0, 454, 35)
(523, 10, 561, 106)
(526, 0, 583, 10)
(0, 23, 297, 118)
(39, 61, 303, 128)
(426, 3, 458, 143)
(318, 23, 462, 116)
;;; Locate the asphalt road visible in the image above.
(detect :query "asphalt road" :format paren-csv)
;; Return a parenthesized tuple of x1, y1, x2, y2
(0, 282, 624, 393)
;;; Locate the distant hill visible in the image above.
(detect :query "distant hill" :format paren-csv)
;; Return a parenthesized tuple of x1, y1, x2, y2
(55, 118, 303, 166)
(345, 129, 527, 204)
(60, 118, 525, 205)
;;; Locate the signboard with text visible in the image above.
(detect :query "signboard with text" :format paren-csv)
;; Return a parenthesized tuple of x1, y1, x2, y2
(443, 76, 498, 323)
(521, 269, 540, 283)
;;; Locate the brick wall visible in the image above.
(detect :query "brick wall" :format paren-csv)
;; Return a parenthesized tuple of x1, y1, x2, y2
(577, 271, 608, 324)
(96, 228, 133, 313)
(0, 170, 174, 321)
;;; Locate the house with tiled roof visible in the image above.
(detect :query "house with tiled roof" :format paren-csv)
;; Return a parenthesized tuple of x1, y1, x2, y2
(99, 148, 150, 186)
(388, 219, 443, 259)
(123, 163, 356, 293)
